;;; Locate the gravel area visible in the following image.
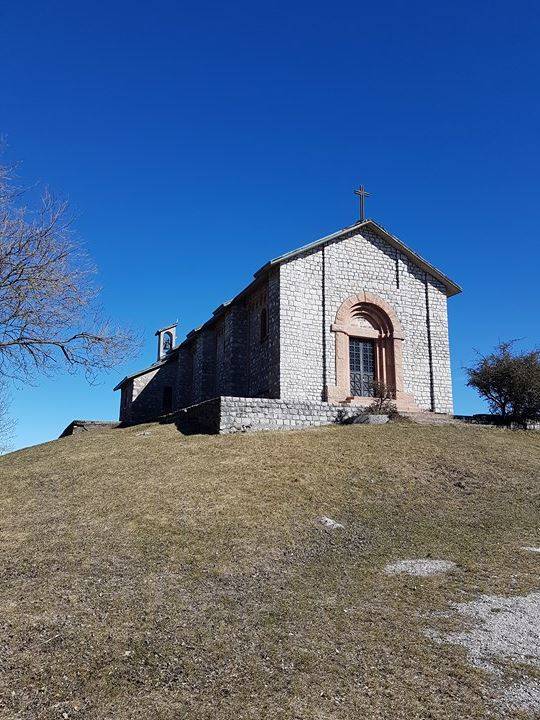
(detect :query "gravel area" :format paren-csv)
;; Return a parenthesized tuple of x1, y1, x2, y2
(384, 558, 456, 576)
(503, 678, 540, 715)
(427, 591, 540, 715)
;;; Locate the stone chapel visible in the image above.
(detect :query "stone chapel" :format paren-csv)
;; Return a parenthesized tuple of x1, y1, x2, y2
(115, 197, 461, 433)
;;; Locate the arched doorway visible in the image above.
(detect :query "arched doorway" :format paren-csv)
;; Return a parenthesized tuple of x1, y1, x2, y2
(326, 291, 417, 410)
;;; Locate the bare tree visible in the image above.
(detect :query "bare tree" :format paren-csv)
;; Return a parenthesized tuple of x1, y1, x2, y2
(0, 384, 14, 453)
(366, 379, 399, 418)
(0, 158, 137, 383)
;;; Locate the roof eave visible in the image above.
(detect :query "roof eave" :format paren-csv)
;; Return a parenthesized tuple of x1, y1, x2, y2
(155, 322, 177, 336)
(113, 351, 178, 391)
(257, 218, 461, 297)
(366, 220, 462, 297)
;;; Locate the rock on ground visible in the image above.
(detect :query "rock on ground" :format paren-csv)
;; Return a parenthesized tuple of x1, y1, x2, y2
(316, 516, 344, 530)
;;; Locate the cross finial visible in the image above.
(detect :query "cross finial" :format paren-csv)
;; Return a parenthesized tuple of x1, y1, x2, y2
(354, 184, 370, 222)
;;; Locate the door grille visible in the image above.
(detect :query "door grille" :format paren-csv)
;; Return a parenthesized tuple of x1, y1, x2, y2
(349, 338, 375, 396)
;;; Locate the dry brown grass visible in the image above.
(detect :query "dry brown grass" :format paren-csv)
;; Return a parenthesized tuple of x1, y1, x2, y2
(0, 422, 539, 719)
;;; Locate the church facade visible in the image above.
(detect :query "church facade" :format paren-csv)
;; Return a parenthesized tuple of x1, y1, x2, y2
(115, 216, 460, 432)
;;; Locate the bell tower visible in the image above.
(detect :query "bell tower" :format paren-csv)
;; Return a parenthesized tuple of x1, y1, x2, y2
(155, 322, 177, 361)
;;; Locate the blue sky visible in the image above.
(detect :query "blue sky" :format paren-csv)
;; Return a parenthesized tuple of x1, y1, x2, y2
(2, 0, 539, 450)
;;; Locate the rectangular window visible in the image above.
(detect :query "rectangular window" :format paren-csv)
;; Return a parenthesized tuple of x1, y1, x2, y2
(349, 338, 375, 396)
(162, 386, 173, 414)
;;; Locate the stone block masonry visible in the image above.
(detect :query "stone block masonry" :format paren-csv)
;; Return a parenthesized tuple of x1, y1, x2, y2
(219, 397, 360, 433)
(170, 396, 363, 434)
(279, 228, 454, 413)
(59, 420, 120, 437)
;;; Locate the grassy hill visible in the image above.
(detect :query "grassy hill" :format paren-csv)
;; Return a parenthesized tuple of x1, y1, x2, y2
(1, 422, 539, 719)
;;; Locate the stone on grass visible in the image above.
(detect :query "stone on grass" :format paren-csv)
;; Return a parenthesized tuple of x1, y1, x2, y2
(521, 546, 540, 553)
(316, 516, 344, 530)
(363, 414, 389, 425)
(341, 413, 389, 425)
(384, 558, 456, 577)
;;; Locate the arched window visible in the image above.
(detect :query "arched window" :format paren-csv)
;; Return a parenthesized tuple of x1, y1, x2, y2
(260, 307, 268, 343)
(162, 331, 173, 354)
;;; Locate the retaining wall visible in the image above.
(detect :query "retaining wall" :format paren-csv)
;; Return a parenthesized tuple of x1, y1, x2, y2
(167, 396, 362, 434)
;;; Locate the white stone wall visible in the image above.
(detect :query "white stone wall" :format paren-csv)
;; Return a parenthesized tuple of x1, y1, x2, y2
(427, 275, 453, 411)
(219, 397, 361, 433)
(279, 227, 454, 413)
(279, 251, 324, 400)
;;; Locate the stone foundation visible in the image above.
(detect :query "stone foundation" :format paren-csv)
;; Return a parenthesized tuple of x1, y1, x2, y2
(170, 396, 368, 434)
(60, 420, 119, 437)
(172, 397, 222, 434)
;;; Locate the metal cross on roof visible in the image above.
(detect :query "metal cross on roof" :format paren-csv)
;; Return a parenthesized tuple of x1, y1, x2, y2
(354, 184, 370, 222)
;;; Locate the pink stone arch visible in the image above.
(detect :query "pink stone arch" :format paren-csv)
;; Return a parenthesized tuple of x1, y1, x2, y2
(334, 291, 404, 339)
(326, 291, 417, 411)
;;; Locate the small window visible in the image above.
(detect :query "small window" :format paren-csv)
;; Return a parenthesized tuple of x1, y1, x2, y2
(162, 332, 173, 354)
(162, 386, 173, 414)
(259, 308, 268, 343)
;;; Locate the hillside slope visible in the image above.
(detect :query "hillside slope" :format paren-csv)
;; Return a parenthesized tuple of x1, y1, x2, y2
(1, 422, 539, 719)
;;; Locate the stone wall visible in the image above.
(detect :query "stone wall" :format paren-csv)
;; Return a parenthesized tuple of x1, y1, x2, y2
(176, 345, 193, 408)
(162, 397, 363, 434)
(278, 227, 454, 413)
(426, 275, 453, 411)
(246, 287, 270, 397)
(220, 303, 248, 396)
(118, 225, 455, 421)
(119, 381, 133, 421)
(172, 397, 222, 434)
(122, 358, 179, 423)
(244, 271, 280, 398)
(191, 328, 218, 404)
(219, 396, 359, 433)
(173, 273, 279, 407)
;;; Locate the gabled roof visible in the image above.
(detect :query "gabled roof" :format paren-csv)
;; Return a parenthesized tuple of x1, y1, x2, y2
(255, 218, 461, 297)
(114, 217, 461, 390)
(155, 322, 177, 335)
(113, 355, 176, 391)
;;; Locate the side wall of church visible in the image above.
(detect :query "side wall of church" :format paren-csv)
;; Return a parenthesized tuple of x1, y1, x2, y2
(278, 228, 454, 413)
(244, 270, 280, 399)
(173, 270, 280, 407)
(119, 359, 179, 423)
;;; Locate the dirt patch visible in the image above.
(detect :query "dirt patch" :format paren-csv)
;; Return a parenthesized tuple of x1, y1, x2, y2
(384, 558, 456, 576)
(427, 591, 540, 714)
